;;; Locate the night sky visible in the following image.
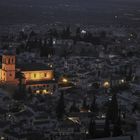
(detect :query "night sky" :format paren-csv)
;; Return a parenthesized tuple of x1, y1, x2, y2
(0, 0, 140, 25)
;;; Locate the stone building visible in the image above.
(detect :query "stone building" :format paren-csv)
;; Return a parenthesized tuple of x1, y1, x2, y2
(0, 53, 56, 94)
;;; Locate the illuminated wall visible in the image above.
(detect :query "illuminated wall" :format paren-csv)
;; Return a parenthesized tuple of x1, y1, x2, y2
(0, 54, 54, 88)
(1, 55, 16, 82)
(23, 70, 54, 81)
(26, 83, 55, 94)
(0, 69, 1, 80)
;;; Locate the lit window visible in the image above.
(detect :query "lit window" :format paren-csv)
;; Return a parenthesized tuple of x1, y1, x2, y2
(43, 90, 47, 94)
(34, 74, 36, 78)
(36, 90, 40, 94)
(44, 73, 47, 77)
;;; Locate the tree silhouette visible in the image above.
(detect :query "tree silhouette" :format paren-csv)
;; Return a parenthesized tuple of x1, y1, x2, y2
(65, 26, 71, 38)
(13, 71, 26, 100)
(69, 101, 80, 113)
(88, 119, 96, 138)
(56, 92, 65, 119)
(90, 96, 98, 112)
(104, 113, 111, 137)
(108, 94, 119, 123)
(16, 71, 25, 91)
(76, 27, 81, 40)
(112, 115, 123, 137)
(61, 26, 71, 39)
(48, 37, 53, 47)
(81, 98, 89, 111)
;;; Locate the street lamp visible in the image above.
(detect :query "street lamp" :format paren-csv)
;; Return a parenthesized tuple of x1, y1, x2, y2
(103, 81, 110, 94)
(1, 137, 5, 140)
(62, 78, 68, 83)
(103, 81, 110, 88)
(120, 79, 125, 84)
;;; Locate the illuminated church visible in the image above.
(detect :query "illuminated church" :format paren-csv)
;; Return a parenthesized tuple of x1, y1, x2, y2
(0, 53, 56, 94)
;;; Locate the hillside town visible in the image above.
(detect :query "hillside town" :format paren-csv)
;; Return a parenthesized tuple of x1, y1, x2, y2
(0, 25, 139, 140)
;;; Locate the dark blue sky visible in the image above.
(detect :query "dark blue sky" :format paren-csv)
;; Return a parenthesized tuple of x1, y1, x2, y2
(0, 0, 140, 25)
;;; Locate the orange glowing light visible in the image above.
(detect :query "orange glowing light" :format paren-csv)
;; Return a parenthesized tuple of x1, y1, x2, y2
(103, 81, 110, 88)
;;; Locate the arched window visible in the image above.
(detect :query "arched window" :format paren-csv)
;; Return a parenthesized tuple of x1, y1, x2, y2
(8, 58, 10, 64)
(44, 73, 47, 77)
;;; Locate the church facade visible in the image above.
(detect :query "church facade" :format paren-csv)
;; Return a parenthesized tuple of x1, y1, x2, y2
(0, 53, 56, 94)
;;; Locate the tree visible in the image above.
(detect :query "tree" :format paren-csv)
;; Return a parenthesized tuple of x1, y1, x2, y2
(88, 119, 96, 138)
(13, 71, 26, 100)
(60, 26, 71, 39)
(48, 37, 53, 47)
(26, 86, 34, 101)
(29, 30, 37, 37)
(18, 31, 27, 40)
(108, 94, 119, 123)
(48, 28, 59, 38)
(112, 115, 123, 137)
(16, 71, 25, 91)
(76, 27, 81, 39)
(90, 96, 98, 112)
(126, 66, 133, 81)
(56, 92, 65, 119)
(132, 102, 138, 113)
(65, 26, 71, 38)
(69, 101, 80, 113)
(28, 87, 32, 94)
(16, 47, 21, 55)
(104, 114, 111, 137)
(81, 98, 89, 111)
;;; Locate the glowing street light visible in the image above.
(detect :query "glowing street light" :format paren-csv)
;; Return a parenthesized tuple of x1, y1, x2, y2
(1, 137, 5, 140)
(62, 78, 68, 83)
(103, 81, 110, 88)
(119, 79, 125, 84)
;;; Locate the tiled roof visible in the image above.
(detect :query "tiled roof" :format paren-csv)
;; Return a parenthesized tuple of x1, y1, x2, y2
(17, 63, 52, 71)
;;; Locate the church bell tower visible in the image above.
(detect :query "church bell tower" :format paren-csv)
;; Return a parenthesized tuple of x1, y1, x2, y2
(1, 53, 16, 83)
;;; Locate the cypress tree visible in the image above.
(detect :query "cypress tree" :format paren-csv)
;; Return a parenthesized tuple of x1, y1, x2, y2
(90, 96, 98, 112)
(82, 98, 89, 111)
(69, 101, 79, 113)
(56, 92, 65, 119)
(112, 116, 123, 137)
(108, 94, 119, 123)
(104, 113, 111, 137)
(88, 119, 96, 138)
